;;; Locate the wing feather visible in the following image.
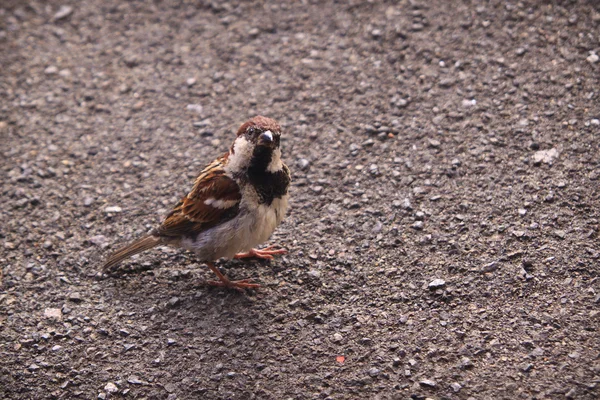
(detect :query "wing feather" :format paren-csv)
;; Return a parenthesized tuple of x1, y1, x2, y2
(157, 155, 241, 238)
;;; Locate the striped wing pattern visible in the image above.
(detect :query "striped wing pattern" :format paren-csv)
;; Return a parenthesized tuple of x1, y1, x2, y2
(157, 154, 242, 238)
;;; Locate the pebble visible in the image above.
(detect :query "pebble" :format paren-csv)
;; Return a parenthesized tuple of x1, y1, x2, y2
(411, 221, 423, 230)
(427, 138, 441, 148)
(297, 159, 310, 170)
(362, 138, 375, 147)
(308, 269, 321, 278)
(459, 357, 473, 369)
(451, 382, 462, 392)
(532, 148, 559, 165)
(167, 338, 177, 346)
(419, 379, 436, 387)
(438, 78, 455, 88)
(311, 186, 323, 194)
(462, 99, 476, 108)
(104, 382, 118, 393)
(68, 292, 83, 302)
(482, 261, 498, 273)
(132, 101, 144, 111)
(394, 98, 408, 108)
(521, 363, 533, 373)
(44, 308, 63, 320)
(186, 104, 203, 114)
(186, 77, 196, 87)
(28, 363, 40, 371)
(554, 230, 566, 239)
(83, 197, 94, 207)
(428, 279, 446, 290)
(89, 235, 108, 247)
(332, 333, 343, 343)
(368, 367, 380, 377)
(566, 388, 578, 398)
(167, 297, 181, 307)
(518, 208, 527, 216)
(104, 206, 122, 213)
(44, 66, 58, 75)
(52, 345, 62, 351)
(432, 115, 445, 125)
(587, 52, 599, 64)
(515, 47, 526, 56)
(370, 29, 382, 39)
(529, 347, 544, 357)
(372, 221, 383, 233)
(53, 5, 73, 21)
(127, 376, 143, 385)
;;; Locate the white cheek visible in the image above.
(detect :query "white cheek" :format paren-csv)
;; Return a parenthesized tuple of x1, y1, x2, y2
(226, 137, 253, 173)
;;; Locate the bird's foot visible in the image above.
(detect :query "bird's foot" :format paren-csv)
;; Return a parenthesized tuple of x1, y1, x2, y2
(205, 262, 260, 292)
(206, 278, 261, 292)
(234, 245, 287, 260)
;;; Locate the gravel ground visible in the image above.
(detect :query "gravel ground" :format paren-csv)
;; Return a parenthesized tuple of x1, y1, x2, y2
(1, 1, 599, 399)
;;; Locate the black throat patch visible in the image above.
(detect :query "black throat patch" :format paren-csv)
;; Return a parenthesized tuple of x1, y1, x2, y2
(247, 146, 290, 205)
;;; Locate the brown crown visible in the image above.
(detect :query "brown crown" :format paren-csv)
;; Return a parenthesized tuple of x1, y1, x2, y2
(236, 116, 281, 136)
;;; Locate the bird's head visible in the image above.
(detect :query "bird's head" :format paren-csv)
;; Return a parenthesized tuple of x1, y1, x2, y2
(227, 116, 284, 174)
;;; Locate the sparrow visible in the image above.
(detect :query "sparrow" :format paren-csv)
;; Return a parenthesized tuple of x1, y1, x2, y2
(103, 116, 291, 290)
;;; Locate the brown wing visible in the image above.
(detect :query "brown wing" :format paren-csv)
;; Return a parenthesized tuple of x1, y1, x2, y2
(156, 155, 241, 238)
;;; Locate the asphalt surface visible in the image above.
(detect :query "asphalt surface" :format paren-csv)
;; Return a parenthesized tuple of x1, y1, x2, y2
(1, 1, 599, 399)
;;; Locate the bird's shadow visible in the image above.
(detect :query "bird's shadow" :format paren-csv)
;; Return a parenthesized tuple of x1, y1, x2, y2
(98, 254, 276, 332)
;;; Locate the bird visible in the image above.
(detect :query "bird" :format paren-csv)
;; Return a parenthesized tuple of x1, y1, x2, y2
(102, 116, 291, 291)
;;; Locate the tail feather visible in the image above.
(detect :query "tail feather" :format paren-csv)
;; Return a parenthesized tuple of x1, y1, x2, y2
(103, 235, 161, 270)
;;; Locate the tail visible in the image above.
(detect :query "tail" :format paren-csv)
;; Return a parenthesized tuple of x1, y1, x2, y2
(102, 235, 161, 271)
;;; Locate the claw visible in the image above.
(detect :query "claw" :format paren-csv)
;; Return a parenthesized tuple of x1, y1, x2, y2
(234, 245, 287, 260)
(206, 279, 261, 292)
(205, 262, 260, 292)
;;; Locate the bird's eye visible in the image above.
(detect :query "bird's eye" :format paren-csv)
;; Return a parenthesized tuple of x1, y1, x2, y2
(247, 127, 257, 135)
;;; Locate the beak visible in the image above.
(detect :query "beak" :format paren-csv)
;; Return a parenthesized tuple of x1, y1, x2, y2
(258, 130, 274, 147)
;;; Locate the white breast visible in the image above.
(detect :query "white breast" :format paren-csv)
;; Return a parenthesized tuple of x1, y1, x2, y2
(180, 192, 289, 261)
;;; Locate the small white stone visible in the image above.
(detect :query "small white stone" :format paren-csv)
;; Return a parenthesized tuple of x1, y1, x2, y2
(104, 206, 122, 213)
(428, 279, 446, 289)
(587, 52, 599, 64)
(44, 66, 58, 75)
(44, 308, 62, 319)
(462, 99, 476, 108)
(532, 148, 559, 165)
(104, 382, 118, 393)
(186, 104, 203, 114)
(53, 5, 73, 21)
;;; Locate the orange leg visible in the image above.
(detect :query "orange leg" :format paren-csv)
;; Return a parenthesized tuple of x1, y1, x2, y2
(234, 245, 287, 260)
(205, 262, 260, 291)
